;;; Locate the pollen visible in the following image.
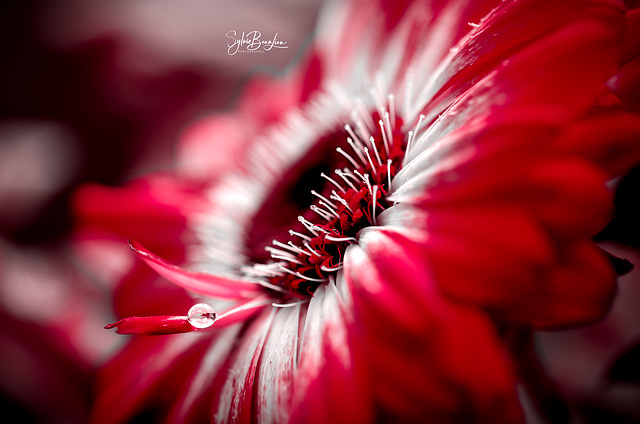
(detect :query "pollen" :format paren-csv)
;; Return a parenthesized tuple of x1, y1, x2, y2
(245, 104, 407, 297)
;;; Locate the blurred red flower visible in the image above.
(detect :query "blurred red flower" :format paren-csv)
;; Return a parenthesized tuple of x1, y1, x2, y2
(91, 0, 640, 422)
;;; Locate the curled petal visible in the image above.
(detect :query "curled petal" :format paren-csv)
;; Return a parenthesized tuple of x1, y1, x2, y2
(213, 295, 272, 327)
(106, 297, 271, 336)
(129, 240, 265, 300)
(105, 315, 194, 336)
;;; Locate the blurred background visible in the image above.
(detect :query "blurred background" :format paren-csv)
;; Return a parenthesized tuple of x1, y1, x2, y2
(0, 1, 321, 422)
(1, 1, 639, 423)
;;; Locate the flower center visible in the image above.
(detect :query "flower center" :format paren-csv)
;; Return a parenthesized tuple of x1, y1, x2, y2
(245, 108, 418, 298)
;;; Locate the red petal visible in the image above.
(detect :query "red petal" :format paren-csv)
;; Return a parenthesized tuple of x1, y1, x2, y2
(416, 206, 555, 306)
(609, 55, 640, 113)
(422, 0, 623, 122)
(503, 241, 617, 329)
(89, 335, 210, 424)
(395, 122, 613, 243)
(315, 0, 498, 83)
(432, 157, 611, 240)
(343, 228, 523, 421)
(212, 310, 274, 423)
(556, 113, 640, 177)
(113, 261, 194, 321)
(413, 3, 623, 153)
(176, 114, 253, 182)
(621, 7, 640, 65)
(105, 315, 194, 335)
(129, 240, 265, 300)
(72, 176, 203, 263)
(164, 330, 241, 424)
(377, 203, 617, 328)
(291, 284, 373, 424)
(254, 307, 300, 423)
(213, 296, 272, 327)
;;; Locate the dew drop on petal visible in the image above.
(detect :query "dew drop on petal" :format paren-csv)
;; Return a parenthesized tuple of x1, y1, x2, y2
(187, 303, 216, 329)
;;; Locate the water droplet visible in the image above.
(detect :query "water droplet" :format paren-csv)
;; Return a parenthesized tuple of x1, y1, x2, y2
(187, 303, 216, 329)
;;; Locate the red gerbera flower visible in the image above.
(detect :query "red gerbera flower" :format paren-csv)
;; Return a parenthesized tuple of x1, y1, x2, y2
(94, 0, 640, 422)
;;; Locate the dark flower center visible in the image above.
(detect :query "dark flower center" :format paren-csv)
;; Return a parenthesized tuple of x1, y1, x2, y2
(245, 110, 410, 298)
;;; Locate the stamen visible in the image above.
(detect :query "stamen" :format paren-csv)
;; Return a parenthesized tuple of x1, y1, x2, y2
(311, 190, 338, 208)
(320, 264, 344, 272)
(353, 170, 373, 196)
(414, 114, 426, 135)
(342, 168, 360, 180)
(295, 272, 327, 283)
(265, 245, 293, 256)
(407, 114, 425, 157)
(298, 216, 320, 236)
(318, 201, 340, 218)
(272, 299, 309, 308)
(330, 190, 353, 212)
(303, 242, 323, 257)
(321, 172, 346, 193)
(287, 241, 311, 256)
(378, 120, 391, 159)
(265, 246, 299, 261)
(344, 124, 362, 145)
(369, 136, 383, 166)
(311, 225, 332, 235)
(239, 108, 409, 298)
(324, 235, 357, 242)
(364, 174, 374, 198)
(346, 136, 367, 165)
(269, 252, 304, 265)
(388, 94, 396, 132)
(384, 112, 393, 152)
(372, 185, 379, 225)
(336, 147, 361, 170)
(363, 147, 378, 176)
(402, 131, 413, 165)
(278, 265, 327, 283)
(289, 229, 311, 241)
(310, 205, 334, 221)
(273, 240, 302, 254)
(336, 194, 353, 213)
(335, 170, 358, 191)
